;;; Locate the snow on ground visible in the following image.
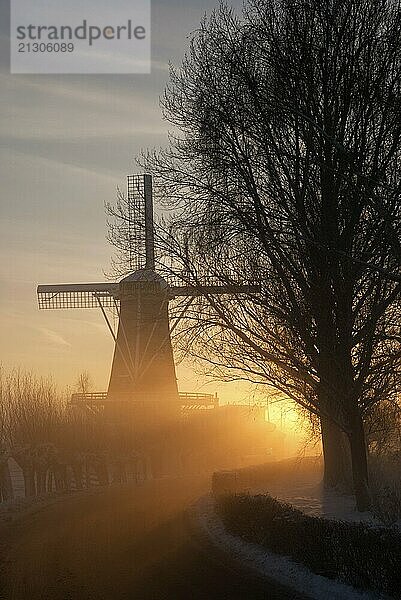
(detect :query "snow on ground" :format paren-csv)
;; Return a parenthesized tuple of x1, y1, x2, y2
(194, 495, 388, 600)
(257, 480, 378, 524)
(250, 458, 378, 524)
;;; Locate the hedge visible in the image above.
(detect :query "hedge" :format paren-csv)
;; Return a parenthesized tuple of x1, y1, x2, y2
(215, 492, 401, 597)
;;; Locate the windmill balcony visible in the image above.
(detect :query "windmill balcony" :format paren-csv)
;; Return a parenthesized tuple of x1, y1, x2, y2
(70, 391, 219, 411)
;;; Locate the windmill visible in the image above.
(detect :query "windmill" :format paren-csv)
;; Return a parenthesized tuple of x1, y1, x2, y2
(37, 174, 257, 423)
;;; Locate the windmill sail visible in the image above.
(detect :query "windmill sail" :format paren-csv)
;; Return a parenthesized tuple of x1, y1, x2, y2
(127, 174, 155, 271)
(37, 283, 118, 309)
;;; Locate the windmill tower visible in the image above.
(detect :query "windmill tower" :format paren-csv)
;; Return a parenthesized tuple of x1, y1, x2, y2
(105, 175, 179, 418)
(37, 174, 257, 425)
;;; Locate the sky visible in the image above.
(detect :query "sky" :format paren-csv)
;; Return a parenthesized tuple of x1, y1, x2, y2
(0, 0, 304, 436)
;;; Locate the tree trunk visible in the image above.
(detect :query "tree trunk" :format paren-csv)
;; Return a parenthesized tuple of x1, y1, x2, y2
(348, 411, 371, 512)
(321, 417, 352, 491)
(0, 462, 14, 502)
(23, 466, 36, 497)
(94, 459, 109, 486)
(72, 462, 83, 490)
(36, 468, 47, 495)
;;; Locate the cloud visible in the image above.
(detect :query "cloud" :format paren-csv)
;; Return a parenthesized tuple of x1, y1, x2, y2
(38, 327, 72, 348)
(0, 74, 166, 142)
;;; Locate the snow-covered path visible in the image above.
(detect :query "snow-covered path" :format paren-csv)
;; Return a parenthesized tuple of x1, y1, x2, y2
(194, 495, 386, 600)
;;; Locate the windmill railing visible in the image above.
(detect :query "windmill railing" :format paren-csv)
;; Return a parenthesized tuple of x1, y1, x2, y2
(71, 391, 219, 409)
(179, 392, 219, 409)
(71, 392, 109, 404)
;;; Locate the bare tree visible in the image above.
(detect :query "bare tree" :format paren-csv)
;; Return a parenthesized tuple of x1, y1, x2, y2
(75, 371, 93, 396)
(0, 366, 14, 500)
(8, 369, 65, 496)
(131, 0, 401, 510)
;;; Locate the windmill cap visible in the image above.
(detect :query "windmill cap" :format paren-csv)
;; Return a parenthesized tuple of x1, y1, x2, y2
(120, 269, 168, 288)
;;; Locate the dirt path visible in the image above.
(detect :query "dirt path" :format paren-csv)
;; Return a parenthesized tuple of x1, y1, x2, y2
(0, 477, 306, 600)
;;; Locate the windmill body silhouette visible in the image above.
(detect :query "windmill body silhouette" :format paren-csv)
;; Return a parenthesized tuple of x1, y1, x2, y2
(37, 174, 256, 420)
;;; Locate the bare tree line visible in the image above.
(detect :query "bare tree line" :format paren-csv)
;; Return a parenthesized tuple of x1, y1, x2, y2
(0, 367, 141, 502)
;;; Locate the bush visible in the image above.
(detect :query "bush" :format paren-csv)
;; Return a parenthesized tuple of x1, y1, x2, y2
(369, 453, 401, 525)
(215, 492, 401, 597)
